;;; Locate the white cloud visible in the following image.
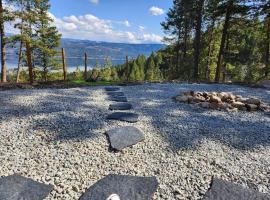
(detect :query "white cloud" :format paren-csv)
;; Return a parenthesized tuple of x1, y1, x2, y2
(89, 0, 99, 4)
(123, 20, 130, 27)
(139, 26, 146, 32)
(49, 13, 162, 44)
(149, 6, 165, 16)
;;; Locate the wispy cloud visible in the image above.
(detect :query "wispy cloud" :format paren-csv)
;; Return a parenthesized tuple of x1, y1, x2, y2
(89, 0, 99, 5)
(48, 13, 162, 44)
(149, 6, 165, 16)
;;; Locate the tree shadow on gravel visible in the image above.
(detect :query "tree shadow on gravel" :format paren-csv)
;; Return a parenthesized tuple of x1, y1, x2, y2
(124, 83, 270, 151)
(0, 87, 108, 142)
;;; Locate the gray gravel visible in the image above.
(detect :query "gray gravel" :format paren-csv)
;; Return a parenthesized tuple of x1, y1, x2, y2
(0, 83, 269, 200)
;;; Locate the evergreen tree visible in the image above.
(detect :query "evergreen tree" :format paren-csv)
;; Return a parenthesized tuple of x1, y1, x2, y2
(33, 0, 61, 82)
(145, 55, 156, 81)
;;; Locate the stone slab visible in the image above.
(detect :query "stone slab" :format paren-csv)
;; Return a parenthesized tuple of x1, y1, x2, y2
(108, 96, 128, 102)
(106, 127, 145, 150)
(0, 174, 53, 200)
(107, 92, 125, 97)
(105, 87, 120, 92)
(202, 178, 270, 200)
(79, 174, 159, 200)
(109, 103, 132, 110)
(107, 112, 139, 123)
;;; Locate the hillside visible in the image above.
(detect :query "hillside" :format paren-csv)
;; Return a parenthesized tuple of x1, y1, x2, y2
(5, 38, 165, 69)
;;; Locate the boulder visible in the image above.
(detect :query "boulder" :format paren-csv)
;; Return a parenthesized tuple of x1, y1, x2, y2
(219, 103, 230, 110)
(231, 101, 245, 109)
(194, 95, 206, 103)
(210, 95, 222, 104)
(246, 104, 258, 112)
(245, 98, 261, 106)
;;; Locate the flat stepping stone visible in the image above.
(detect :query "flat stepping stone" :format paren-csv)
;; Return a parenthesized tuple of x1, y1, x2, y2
(106, 127, 145, 150)
(105, 87, 120, 92)
(79, 174, 159, 200)
(107, 112, 139, 123)
(109, 103, 132, 110)
(108, 96, 128, 102)
(0, 174, 53, 200)
(203, 178, 270, 200)
(107, 92, 125, 97)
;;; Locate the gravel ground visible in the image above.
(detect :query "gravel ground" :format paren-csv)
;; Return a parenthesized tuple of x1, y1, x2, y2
(0, 83, 269, 200)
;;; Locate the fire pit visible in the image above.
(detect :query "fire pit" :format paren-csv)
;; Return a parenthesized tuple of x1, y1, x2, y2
(174, 91, 269, 112)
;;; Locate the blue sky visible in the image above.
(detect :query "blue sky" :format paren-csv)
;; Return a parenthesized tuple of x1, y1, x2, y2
(48, 0, 172, 43)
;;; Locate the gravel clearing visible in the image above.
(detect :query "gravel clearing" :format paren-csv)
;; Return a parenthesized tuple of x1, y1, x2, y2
(0, 83, 269, 200)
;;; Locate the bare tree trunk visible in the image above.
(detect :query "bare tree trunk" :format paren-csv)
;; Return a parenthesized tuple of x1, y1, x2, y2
(84, 52, 88, 80)
(0, 0, 7, 83)
(265, 14, 270, 77)
(61, 48, 67, 81)
(193, 0, 205, 81)
(26, 42, 33, 84)
(215, 0, 233, 83)
(16, 40, 23, 83)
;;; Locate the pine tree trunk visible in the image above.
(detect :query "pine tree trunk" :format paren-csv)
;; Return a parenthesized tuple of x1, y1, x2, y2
(0, 0, 7, 83)
(16, 40, 23, 83)
(206, 20, 215, 81)
(193, 0, 204, 81)
(215, 0, 233, 83)
(265, 14, 270, 77)
(222, 34, 230, 82)
(26, 42, 34, 84)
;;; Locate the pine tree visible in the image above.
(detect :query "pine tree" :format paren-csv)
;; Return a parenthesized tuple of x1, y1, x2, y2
(33, 0, 61, 82)
(145, 56, 156, 81)
(214, 0, 250, 82)
(136, 55, 146, 81)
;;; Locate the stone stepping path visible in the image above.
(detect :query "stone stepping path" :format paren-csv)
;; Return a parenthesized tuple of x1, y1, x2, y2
(105, 87, 120, 92)
(107, 112, 139, 123)
(108, 96, 128, 102)
(106, 126, 145, 150)
(0, 174, 53, 200)
(202, 178, 270, 200)
(109, 103, 132, 110)
(79, 174, 159, 200)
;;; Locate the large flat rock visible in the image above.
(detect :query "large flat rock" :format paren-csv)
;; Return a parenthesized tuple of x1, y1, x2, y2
(0, 174, 53, 200)
(108, 96, 128, 102)
(79, 174, 159, 200)
(105, 87, 120, 92)
(109, 103, 132, 110)
(106, 127, 145, 150)
(203, 178, 270, 200)
(107, 112, 139, 123)
(107, 92, 125, 97)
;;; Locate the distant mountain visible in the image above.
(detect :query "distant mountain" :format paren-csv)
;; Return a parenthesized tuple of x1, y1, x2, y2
(5, 37, 165, 70)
